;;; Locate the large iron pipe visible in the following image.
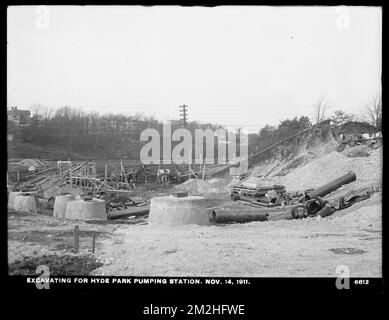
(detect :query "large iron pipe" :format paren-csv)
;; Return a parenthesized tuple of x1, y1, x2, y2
(305, 197, 326, 215)
(108, 206, 150, 220)
(306, 171, 356, 200)
(266, 209, 293, 221)
(209, 207, 291, 223)
(316, 204, 337, 218)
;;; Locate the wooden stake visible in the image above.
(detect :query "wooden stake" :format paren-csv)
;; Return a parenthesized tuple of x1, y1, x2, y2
(92, 233, 96, 253)
(74, 225, 79, 253)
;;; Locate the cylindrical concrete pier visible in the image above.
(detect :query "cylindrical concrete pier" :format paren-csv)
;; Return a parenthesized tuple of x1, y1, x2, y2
(13, 195, 37, 213)
(53, 194, 76, 218)
(65, 199, 107, 220)
(149, 195, 209, 226)
(8, 191, 38, 209)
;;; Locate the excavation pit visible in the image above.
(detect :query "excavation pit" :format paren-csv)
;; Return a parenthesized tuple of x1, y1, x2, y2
(149, 195, 209, 226)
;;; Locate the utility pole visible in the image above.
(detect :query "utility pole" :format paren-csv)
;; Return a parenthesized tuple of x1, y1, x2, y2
(179, 104, 188, 128)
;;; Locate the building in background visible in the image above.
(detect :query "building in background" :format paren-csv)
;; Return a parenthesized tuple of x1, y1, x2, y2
(8, 106, 31, 126)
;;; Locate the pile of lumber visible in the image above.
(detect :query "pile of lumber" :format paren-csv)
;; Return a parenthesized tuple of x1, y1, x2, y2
(21, 161, 99, 198)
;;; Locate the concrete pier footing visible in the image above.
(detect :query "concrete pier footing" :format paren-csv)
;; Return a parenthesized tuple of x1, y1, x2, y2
(149, 195, 209, 226)
(13, 195, 37, 213)
(65, 199, 107, 220)
(8, 191, 38, 209)
(53, 194, 76, 218)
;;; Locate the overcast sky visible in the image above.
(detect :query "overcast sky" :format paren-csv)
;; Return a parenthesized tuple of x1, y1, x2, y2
(7, 6, 382, 131)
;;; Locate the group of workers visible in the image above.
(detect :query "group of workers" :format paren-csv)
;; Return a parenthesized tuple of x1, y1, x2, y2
(124, 165, 182, 186)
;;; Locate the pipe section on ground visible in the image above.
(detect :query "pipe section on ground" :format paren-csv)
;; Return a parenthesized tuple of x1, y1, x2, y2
(306, 171, 356, 200)
(210, 207, 292, 223)
(108, 206, 150, 220)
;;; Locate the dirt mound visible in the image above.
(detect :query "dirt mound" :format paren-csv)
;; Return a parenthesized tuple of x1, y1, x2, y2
(247, 139, 340, 180)
(283, 151, 350, 191)
(282, 148, 382, 192)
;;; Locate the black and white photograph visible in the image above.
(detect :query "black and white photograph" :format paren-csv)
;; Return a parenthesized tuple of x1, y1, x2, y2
(5, 5, 383, 295)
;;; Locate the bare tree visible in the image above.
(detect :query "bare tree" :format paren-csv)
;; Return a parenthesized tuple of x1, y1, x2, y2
(362, 94, 382, 130)
(312, 96, 331, 124)
(42, 106, 54, 121)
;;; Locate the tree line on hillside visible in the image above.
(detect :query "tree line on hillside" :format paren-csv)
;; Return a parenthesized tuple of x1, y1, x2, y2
(248, 94, 382, 155)
(9, 105, 226, 160)
(9, 94, 381, 160)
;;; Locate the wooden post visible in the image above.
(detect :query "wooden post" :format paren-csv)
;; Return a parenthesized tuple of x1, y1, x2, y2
(74, 225, 79, 253)
(17, 171, 20, 183)
(92, 233, 96, 253)
(104, 162, 107, 182)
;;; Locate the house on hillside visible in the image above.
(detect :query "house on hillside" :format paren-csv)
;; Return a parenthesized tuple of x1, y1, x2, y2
(8, 106, 31, 126)
(338, 121, 379, 146)
(15, 159, 45, 172)
(340, 121, 378, 135)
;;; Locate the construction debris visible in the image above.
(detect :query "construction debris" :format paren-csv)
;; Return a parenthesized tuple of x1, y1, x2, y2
(230, 183, 286, 204)
(223, 170, 374, 223)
